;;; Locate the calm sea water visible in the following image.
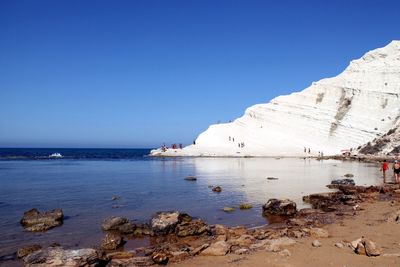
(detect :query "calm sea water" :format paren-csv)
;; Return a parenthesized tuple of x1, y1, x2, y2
(0, 148, 383, 265)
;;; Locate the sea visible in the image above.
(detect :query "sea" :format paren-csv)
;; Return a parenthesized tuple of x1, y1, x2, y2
(0, 148, 383, 265)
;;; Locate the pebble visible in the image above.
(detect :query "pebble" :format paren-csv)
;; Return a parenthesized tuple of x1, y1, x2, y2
(335, 242, 344, 248)
(312, 240, 322, 247)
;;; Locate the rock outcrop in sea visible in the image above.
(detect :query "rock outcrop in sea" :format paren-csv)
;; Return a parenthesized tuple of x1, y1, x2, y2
(151, 40, 400, 157)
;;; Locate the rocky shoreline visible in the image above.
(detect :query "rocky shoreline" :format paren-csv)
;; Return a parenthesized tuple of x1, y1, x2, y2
(10, 178, 400, 267)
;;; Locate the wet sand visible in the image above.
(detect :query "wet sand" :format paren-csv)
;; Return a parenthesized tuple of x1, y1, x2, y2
(171, 200, 400, 267)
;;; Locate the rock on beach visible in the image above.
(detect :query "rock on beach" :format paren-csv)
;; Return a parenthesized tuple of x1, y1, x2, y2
(262, 199, 297, 216)
(20, 208, 64, 232)
(23, 247, 102, 266)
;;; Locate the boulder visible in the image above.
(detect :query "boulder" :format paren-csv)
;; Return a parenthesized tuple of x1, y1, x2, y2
(175, 219, 209, 237)
(331, 179, 355, 186)
(212, 186, 222, 193)
(363, 238, 380, 257)
(151, 211, 181, 235)
(101, 216, 135, 234)
(17, 244, 42, 258)
(262, 199, 297, 216)
(20, 208, 63, 232)
(101, 233, 124, 250)
(200, 241, 230, 256)
(344, 173, 354, 178)
(23, 247, 101, 266)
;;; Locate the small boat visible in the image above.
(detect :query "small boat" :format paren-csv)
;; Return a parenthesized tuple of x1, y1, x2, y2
(49, 153, 63, 158)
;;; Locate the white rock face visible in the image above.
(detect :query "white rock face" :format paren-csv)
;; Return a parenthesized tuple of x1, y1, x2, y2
(151, 40, 400, 157)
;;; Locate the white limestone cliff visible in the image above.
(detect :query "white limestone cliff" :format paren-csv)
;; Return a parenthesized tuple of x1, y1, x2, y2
(151, 40, 400, 157)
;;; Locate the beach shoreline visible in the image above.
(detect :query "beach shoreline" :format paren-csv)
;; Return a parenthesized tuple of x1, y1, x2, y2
(9, 179, 400, 267)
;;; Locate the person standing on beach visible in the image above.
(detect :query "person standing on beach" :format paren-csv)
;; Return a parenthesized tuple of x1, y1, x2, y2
(381, 159, 389, 183)
(393, 160, 400, 183)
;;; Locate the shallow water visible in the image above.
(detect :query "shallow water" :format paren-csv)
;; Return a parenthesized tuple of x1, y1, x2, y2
(0, 152, 383, 264)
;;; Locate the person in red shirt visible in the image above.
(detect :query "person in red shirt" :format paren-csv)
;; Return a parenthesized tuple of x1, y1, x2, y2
(381, 159, 389, 183)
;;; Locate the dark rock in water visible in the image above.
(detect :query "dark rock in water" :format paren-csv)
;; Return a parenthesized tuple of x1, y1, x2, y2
(239, 203, 253, 210)
(184, 176, 197, 181)
(151, 211, 181, 235)
(175, 219, 209, 237)
(344, 173, 354, 178)
(101, 216, 136, 234)
(17, 244, 42, 258)
(23, 247, 102, 266)
(331, 179, 355, 186)
(212, 186, 222, 193)
(267, 177, 279, 180)
(222, 207, 235, 212)
(262, 199, 297, 216)
(132, 223, 153, 236)
(101, 233, 124, 250)
(20, 208, 63, 232)
(152, 252, 169, 264)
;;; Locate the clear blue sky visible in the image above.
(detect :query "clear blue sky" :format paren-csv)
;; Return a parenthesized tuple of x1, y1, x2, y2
(0, 0, 399, 148)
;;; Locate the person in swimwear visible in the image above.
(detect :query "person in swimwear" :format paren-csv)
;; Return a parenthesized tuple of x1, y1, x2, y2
(380, 159, 388, 183)
(393, 160, 400, 183)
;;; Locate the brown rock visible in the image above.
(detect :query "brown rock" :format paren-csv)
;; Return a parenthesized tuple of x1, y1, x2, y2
(356, 242, 366, 255)
(151, 211, 181, 235)
(363, 238, 380, 257)
(20, 208, 63, 232)
(23, 247, 101, 266)
(101, 216, 136, 234)
(312, 240, 322, 247)
(108, 256, 153, 267)
(175, 219, 209, 237)
(262, 199, 297, 216)
(106, 251, 135, 259)
(214, 224, 228, 235)
(200, 241, 230, 256)
(191, 243, 209, 255)
(101, 233, 123, 250)
(17, 244, 42, 258)
(152, 252, 169, 264)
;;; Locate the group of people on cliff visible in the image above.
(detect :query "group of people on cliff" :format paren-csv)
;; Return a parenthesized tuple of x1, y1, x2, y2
(228, 136, 245, 149)
(161, 143, 183, 152)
